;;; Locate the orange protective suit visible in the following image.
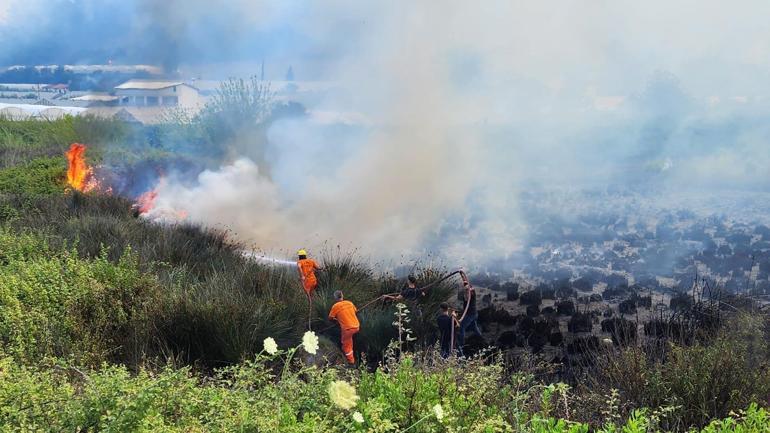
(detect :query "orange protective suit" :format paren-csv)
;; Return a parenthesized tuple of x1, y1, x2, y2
(297, 258, 320, 295)
(329, 300, 360, 364)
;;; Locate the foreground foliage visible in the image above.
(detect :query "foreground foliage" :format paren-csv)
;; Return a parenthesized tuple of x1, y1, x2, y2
(0, 352, 768, 432)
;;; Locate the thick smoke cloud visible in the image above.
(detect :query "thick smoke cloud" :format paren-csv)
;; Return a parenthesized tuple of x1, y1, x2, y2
(0, 0, 354, 74)
(4, 0, 770, 265)
(141, 1, 770, 263)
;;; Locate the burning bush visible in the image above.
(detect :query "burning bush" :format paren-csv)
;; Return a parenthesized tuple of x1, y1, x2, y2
(65, 143, 95, 192)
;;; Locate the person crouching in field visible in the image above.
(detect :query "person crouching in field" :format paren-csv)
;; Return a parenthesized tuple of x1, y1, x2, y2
(328, 290, 360, 365)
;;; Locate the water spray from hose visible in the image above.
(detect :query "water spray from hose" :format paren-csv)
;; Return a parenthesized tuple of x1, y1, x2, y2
(243, 251, 297, 267)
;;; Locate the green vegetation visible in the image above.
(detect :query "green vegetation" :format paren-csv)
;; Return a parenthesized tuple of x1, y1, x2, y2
(0, 229, 153, 365)
(1, 347, 769, 432)
(1, 93, 769, 430)
(0, 156, 65, 195)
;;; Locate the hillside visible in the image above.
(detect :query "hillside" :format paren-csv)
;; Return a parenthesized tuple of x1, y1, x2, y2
(0, 113, 769, 431)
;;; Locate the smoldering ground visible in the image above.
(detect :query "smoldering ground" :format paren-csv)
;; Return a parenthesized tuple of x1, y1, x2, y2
(4, 1, 770, 269)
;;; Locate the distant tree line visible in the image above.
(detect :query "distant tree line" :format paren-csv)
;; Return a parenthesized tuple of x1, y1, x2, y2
(0, 66, 153, 91)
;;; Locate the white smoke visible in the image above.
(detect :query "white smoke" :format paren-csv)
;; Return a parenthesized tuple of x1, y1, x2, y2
(120, 0, 770, 261)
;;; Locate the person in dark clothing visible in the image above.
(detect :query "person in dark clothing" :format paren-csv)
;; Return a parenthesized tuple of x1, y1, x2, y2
(384, 275, 426, 317)
(385, 275, 424, 301)
(436, 302, 457, 358)
(456, 281, 482, 355)
(400, 275, 424, 300)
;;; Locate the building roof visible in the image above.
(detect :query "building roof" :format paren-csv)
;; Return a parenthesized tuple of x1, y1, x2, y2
(115, 80, 192, 91)
(0, 102, 87, 117)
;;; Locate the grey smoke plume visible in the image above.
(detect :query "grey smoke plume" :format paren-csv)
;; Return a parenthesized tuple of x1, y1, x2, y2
(4, 0, 770, 264)
(140, 1, 770, 263)
(0, 0, 356, 73)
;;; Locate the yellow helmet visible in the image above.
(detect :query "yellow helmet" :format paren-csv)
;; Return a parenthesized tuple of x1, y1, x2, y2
(297, 249, 307, 256)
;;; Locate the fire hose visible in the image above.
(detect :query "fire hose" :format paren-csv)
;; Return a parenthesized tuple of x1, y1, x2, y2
(313, 269, 475, 357)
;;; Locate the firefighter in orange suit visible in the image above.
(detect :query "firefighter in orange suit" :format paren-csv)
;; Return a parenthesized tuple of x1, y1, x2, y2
(328, 290, 360, 364)
(297, 249, 322, 297)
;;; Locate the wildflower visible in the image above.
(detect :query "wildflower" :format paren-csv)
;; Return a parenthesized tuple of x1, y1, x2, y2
(352, 411, 365, 423)
(263, 337, 278, 355)
(329, 380, 359, 409)
(302, 331, 319, 355)
(433, 404, 444, 421)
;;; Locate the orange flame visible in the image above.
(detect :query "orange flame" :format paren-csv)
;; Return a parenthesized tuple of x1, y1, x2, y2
(132, 177, 188, 221)
(134, 189, 158, 215)
(65, 143, 98, 192)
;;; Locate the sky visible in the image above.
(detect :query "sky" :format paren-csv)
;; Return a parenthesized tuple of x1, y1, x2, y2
(2, 0, 770, 265)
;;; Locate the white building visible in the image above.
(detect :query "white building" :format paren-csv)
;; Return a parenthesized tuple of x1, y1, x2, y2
(114, 80, 201, 108)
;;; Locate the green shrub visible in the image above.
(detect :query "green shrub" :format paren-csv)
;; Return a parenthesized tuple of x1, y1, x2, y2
(0, 229, 159, 365)
(0, 156, 65, 195)
(588, 314, 770, 429)
(0, 118, 79, 168)
(0, 351, 768, 432)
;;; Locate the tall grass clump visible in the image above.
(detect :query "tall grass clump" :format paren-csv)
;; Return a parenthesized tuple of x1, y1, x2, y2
(585, 313, 770, 429)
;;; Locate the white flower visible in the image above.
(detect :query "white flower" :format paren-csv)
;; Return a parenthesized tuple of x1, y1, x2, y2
(263, 337, 278, 355)
(329, 380, 359, 409)
(302, 331, 319, 355)
(352, 411, 365, 423)
(433, 404, 444, 421)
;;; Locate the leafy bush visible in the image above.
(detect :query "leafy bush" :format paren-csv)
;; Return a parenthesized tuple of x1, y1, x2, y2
(0, 229, 158, 365)
(0, 350, 768, 432)
(0, 156, 65, 195)
(0, 117, 79, 168)
(588, 314, 770, 429)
